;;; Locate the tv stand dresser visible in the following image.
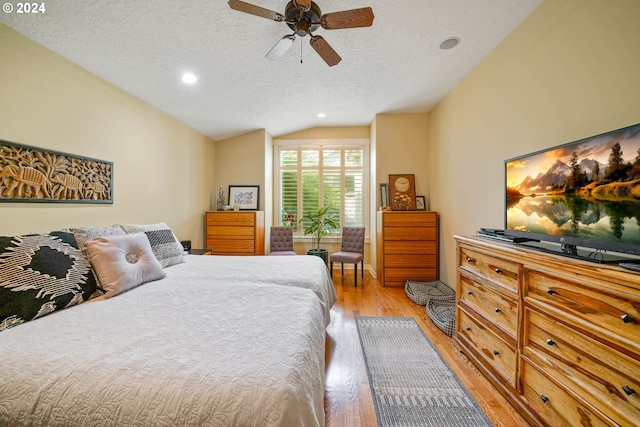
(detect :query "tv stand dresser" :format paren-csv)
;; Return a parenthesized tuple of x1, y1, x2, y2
(454, 235, 639, 427)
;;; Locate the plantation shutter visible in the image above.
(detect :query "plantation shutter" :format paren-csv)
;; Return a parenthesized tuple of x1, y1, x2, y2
(276, 143, 368, 234)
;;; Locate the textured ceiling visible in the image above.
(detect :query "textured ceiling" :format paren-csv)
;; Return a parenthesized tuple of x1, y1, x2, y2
(1, 0, 542, 141)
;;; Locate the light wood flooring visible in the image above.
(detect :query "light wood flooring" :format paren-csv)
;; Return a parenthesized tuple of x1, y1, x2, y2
(324, 269, 530, 427)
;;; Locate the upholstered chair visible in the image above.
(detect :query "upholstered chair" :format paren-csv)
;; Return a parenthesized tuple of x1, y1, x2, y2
(269, 226, 297, 255)
(330, 226, 365, 286)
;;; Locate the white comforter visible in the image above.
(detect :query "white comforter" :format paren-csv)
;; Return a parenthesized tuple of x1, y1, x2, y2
(0, 255, 336, 427)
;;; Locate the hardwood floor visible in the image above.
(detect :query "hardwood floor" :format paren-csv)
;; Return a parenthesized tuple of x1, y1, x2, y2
(324, 269, 530, 427)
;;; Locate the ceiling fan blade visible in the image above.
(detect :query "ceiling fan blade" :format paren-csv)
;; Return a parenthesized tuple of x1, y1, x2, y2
(228, 0, 284, 22)
(310, 35, 341, 67)
(320, 7, 374, 30)
(266, 35, 296, 60)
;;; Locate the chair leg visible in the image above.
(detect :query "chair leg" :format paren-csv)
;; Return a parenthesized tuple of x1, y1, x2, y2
(354, 263, 357, 287)
(330, 261, 333, 278)
(361, 260, 364, 278)
(341, 263, 344, 276)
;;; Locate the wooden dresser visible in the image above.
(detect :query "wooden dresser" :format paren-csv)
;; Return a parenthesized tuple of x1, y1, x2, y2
(454, 235, 640, 427)
(376, 211, 438, 287)
(205, 211, 265, 256)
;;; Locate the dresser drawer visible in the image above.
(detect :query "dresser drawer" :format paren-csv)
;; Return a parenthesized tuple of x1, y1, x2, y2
(459, 274, 518, 337)
(383, 240, 437, 255)
(383, 267, 438, 287)
(525, 268, 640, 356)
(525, 308, 640, 426)
(206, 212, 256, 226)
(383, 226, 436, 241)
(521, 359, 610, 427)
(384, 254, 437, 268)
(206, 239, 254, 255)
(383, 212, 436, 226)
(459, 247, 519, 292)
(207, 226, 255, 239)
(457, 307, 517, 387)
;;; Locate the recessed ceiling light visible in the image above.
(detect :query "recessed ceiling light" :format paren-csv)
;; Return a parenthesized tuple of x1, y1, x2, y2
(317, 113, 326, 118)
(181, 73, 197, 84)
(440, 37, 460, 50)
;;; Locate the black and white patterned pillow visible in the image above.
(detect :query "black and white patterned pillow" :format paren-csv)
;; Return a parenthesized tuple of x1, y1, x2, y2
(71, 225, 126, 253)
(0, 231, 98, 332)
(118, 223, 185, 268)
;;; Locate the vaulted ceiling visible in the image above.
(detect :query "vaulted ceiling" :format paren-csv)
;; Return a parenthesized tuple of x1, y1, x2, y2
(1, 0, 542, 141)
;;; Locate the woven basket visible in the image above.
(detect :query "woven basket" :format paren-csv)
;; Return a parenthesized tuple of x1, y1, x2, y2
(426, 299, 456, 336)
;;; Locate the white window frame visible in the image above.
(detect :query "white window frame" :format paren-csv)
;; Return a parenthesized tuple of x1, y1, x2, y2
(274, 139, 370, 241)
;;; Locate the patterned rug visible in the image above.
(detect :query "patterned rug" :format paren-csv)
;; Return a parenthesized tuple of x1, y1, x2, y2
(355, 316, 493, 427)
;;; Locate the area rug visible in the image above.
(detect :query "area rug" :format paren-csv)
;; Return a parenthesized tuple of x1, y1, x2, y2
(355, 316, 493, 427)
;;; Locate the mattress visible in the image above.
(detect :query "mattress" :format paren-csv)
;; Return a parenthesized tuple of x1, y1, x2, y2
(0, 254, 335, 427)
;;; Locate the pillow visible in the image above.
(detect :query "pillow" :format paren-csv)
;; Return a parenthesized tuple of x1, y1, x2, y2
(119, 223, 185, 268)
(0, 231, 98, 332)
(71, 225, 125, 253)
(85, 233, 166, 298)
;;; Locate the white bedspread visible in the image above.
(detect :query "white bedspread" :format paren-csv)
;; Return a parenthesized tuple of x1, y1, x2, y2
(166, 254, 337, 326)
(0, 255, 336, 427)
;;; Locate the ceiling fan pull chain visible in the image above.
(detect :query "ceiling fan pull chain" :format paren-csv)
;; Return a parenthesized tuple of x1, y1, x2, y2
(301, 38, 303, 64)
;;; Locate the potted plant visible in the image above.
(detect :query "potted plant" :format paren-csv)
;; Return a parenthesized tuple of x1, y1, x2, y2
(299, 206, 339, 265)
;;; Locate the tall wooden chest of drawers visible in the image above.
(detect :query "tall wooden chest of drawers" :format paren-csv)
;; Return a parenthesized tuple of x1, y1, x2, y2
(454, 235, 640, 427)
(376, 211, 438, 287)
(205, 211, 265, 256)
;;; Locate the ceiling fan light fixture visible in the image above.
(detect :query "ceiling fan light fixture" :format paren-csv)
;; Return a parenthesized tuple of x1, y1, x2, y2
(266, 35, 296, 60)
(229, 1, 373, 66)
(440, 37, 460, 50)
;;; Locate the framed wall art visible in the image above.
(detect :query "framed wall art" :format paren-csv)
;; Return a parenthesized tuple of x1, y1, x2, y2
(0, 139, 113, 204)
(228, 185, 259, 210)
(379, 183, 389, 208)
(389, 174, 416, 211)
(415, 196, 426, 210)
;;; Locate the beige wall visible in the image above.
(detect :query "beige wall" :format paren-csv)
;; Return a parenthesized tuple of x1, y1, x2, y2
(428, 0, 640, 284)
(215, 129, 268, 212)
(373, 114, 429, 208)
(214, 129, 272, 252)
(0, 25, 216, 247)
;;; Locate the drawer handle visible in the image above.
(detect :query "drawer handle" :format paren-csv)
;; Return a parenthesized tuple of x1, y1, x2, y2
(493, 349, 500, 356)
(622, 385, 636, 396)
(467, 291, 473, 296)
(494, 268, 502, 274)
(495, 308, 501, 313)
(546, 339, 556, 346)
(466, 256, 476, 263)
(540, 395, 549, 403)
(621, 314, 634, 324)
(466, 327, 472, 332)
(547, 288, 557, 295)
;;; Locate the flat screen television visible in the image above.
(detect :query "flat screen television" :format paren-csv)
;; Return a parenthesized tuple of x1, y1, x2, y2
(504, 123, 640, 263)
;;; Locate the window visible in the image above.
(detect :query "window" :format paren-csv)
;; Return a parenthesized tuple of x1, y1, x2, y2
(275, 140, 369, 236)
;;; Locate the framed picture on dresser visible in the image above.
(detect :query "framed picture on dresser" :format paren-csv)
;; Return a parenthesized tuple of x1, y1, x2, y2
(389, 174, 416, 211)
(228, 185, 259, 210)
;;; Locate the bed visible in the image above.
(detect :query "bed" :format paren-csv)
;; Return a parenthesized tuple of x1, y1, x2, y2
(0, 225, 336, 427)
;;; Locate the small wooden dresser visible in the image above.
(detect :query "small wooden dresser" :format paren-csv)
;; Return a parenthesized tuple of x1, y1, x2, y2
(454, 235, 640, 427)
(205, 211, 265, 256)
(376, 211, 438, 287)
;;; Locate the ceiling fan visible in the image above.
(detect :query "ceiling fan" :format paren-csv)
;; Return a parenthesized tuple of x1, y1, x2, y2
(228, 0, 374, 67)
